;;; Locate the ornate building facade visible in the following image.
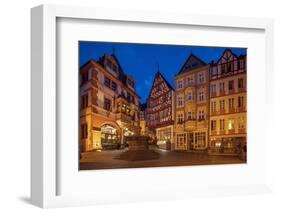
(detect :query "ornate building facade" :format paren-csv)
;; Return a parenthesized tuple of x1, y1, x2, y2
(146, 71, 175, 149)
(79, 54, 140, 152)
(174, 54, 210, 151)
(209, 49, 247, 155)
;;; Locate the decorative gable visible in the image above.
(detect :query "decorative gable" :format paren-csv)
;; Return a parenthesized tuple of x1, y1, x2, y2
(178, 54, 206, 75)
(217, 49, 238, 64)
(149, 72, 173, 99)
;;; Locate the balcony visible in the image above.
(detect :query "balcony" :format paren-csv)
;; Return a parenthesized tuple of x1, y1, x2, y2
(97, 108, 115, 119)
(116, 112, 134, 124)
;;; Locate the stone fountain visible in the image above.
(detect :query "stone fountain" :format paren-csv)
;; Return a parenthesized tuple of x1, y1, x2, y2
(115, 135, 160, 161)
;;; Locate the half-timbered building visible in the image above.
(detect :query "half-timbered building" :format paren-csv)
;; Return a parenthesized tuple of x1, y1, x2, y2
(146, 71, 175, 150)
(209, 49, 247, 157)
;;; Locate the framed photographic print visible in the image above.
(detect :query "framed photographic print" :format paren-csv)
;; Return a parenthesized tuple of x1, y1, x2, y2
(31, 4, 274, 208)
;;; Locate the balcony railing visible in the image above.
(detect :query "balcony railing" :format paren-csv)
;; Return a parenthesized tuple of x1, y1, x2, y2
(116, 112, 134, 124)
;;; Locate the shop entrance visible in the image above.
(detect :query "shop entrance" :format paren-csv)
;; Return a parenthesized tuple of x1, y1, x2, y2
(101, 124, 119, 149)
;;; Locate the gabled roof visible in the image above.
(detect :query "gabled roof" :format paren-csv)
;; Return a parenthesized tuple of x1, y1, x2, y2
(79, 59, 94, 71)
(156, 71, 174, 91)
(79, 54, 139, 97)
(216, 48, 238, 64)
(97, 53, 128, 84)
(177, 53, 206, 75)
(147, 71, 174, 100)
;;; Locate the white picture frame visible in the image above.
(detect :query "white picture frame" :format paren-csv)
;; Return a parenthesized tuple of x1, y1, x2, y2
(31, 4, 274, 208)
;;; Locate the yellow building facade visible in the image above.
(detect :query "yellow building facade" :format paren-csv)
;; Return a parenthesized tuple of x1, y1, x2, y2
(209, 49, 247, 155)
(174, 54, 210, 151)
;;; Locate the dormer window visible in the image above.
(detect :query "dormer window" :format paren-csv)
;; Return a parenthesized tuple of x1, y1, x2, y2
(112, 64, 117, 72)
(105, 59, 118, 73)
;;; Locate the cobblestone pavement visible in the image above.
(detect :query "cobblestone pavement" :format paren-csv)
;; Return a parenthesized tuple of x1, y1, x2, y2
(80, 148, 245, 170)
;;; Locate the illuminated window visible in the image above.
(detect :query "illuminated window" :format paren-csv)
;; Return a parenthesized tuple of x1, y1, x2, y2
(177, 79, 183, 89)
(211, 101, 216, 113)
(177, 95, 183, 106)
(211, 120, 216, 131)
(177, 113, 184, 123)
(198, 111, 205, 120)
(198, 91, 204, 101)
(238, 116, 245, 129)
(215, 142, 221, 147)
(187, 112, 194, 120)
(228, 118, 235, 130)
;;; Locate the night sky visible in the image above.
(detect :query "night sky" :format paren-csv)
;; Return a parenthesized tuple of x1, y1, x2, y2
(79, 41, 246, 103)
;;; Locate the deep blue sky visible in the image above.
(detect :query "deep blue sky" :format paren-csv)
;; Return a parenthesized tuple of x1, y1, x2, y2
(79, 41, 246, 103)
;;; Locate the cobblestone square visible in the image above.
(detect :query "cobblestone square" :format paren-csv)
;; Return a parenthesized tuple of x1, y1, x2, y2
(80, 147, 245, 170)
